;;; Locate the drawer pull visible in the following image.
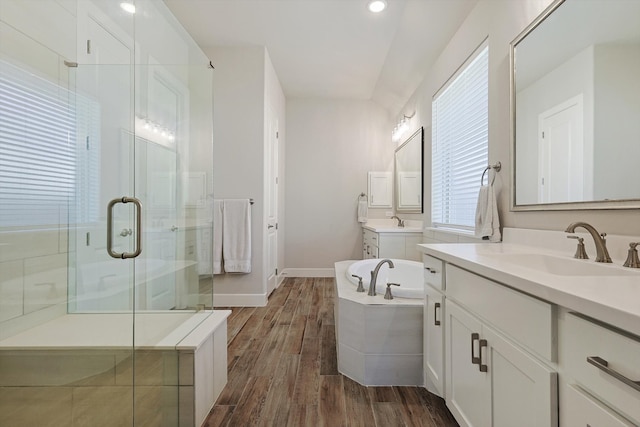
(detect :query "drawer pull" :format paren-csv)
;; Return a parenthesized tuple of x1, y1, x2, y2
(434, 302, 441, 326)
(587, 356, 640, 393)
(471, 333, 480, 365)
(425, 267, 437, 274)
(479, 339, 488, 372)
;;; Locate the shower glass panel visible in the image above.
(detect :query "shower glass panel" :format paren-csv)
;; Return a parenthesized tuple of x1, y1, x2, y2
(0, 0, 214, 425)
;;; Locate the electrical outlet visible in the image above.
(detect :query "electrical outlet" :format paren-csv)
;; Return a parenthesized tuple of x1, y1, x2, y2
(385, 212, 393, 217)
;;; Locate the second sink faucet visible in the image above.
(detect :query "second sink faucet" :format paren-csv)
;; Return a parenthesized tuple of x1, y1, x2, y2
(369, 259, 394, 296)
(390, 215, 404, 227)
(565, 222, 612, 263)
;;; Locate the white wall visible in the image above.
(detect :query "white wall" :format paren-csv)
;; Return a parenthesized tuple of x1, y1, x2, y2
(207, 46, 286, 304)
(396, 0, 640, 237)
(284, 99, 394, 268)
(207, 46, 266, 301)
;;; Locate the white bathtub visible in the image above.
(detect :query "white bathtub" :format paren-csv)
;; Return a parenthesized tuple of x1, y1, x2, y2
(346, 258, 424, 299)
(0, 310, 229, 427)
(334, 260, 423, 386)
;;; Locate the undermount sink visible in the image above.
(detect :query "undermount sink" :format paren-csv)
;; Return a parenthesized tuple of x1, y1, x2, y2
(496, 253, 640, 277)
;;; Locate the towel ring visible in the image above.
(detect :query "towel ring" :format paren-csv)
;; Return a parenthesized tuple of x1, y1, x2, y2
(481, 162, 501, 186)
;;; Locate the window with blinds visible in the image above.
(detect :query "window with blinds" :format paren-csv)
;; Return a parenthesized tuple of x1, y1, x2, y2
(0, 59, 99, 228)
(431, 43, 489, 230)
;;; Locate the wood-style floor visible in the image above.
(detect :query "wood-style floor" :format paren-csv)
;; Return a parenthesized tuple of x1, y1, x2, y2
(202, 277, 459, 427)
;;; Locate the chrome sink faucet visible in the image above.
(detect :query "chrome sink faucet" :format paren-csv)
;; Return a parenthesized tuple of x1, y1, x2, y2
(390, 215, 404, 227)
(565, 222, 612, 263)
(369, 259, 394, 296)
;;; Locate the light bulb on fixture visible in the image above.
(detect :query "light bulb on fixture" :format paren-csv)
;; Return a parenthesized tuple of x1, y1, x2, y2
(120, 2, 136, 14)
(368, 0, 387, 13)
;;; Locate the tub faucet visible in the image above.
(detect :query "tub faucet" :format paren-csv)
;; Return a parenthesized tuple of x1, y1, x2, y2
(369, 259, 394, 296)
(390, 215, 404, 227)
(565, 222, 612, 263)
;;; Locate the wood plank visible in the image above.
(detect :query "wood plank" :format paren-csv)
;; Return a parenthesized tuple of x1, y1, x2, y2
(320, 324, 338, 375)
(292, 337, 320, 405)
(283, 314, 307, 354)
(369, 386, 399, 403)
(203, 405, 234, 427)
(258, 354, 299, 427)
(414, 387, 459, 427)
(342, 376, 376, 427)
(371, 402, 406, 427)
(226, 376, 271, 426)
(215, 349, 261, 405)
(286, 404, 318, 427)
(395, 387, 438, 427)
(226, 307, 256, 344)
(251, 324, 289, 376)
(318, 375, 347, 427)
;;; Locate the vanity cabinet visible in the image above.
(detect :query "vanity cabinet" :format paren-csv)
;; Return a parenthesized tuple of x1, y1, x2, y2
(423, 254, 445, 397)
(362, 228, 421, 261)
(559, 311, 640, 425)
(445, 299, 558, 427)
(445, 264, 558, 427)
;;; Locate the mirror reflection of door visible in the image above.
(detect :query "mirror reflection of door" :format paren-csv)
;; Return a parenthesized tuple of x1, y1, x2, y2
(537, 95, 586, 203)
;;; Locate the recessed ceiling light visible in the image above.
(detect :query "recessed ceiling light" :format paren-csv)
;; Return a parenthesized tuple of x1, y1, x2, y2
(368, 0, 387, 13)
(120, 2, 136, 14)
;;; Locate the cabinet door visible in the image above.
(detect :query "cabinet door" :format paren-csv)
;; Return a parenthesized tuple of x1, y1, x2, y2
(446, 301, 491, 427)
(425, 285, 444, 397)
(483, 326, 558, 427)
(368, 171, 392, 207)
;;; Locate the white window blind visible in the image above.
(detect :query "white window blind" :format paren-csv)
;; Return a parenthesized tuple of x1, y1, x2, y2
(431, 44, 488, 230)
(0, 59, 99, 228)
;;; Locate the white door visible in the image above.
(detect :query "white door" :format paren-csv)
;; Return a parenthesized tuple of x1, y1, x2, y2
(265, 105, 279, 294)
(538, 95, 584, 203)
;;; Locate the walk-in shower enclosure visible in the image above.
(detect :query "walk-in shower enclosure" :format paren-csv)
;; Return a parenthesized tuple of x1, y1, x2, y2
(0, 1, 216, 425)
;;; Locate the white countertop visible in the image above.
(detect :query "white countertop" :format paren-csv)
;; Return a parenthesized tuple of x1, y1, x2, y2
(362, 219, 423, 233)
(418, 242, 640, 337)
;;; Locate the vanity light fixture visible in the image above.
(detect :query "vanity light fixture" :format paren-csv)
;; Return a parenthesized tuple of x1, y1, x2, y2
(120, 2, 136, 14)
(368, 0, 387, 13)
(391, 112, 415, 143)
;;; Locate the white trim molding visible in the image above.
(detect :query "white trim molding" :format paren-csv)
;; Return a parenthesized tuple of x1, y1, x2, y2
(280, 268, 335, 278)
(212, 293, 267, 307)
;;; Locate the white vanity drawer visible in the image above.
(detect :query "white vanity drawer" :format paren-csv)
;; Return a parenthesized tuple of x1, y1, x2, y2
(446, 264, 555, 361)
(560, 312, 640, 423)
(423, 254, 444, 290)
(562, 383, 635, 427)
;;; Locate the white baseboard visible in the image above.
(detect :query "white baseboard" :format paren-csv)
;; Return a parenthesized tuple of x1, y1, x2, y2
(280, 268, 335, 278)
(212, 293, 267, 307)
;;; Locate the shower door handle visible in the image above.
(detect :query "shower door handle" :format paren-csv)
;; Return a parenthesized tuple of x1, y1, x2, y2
(107, 197, 142, 259)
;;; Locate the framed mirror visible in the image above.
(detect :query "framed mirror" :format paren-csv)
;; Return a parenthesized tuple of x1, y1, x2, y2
(395, 127, 424, 213)
(510, 0, 640, 210)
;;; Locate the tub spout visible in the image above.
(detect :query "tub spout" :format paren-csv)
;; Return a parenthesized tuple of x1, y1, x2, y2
(369, 259, 394, 296)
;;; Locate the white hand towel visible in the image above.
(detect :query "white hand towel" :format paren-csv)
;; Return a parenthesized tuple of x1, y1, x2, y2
(212, 199, 223, 274)
(222, 199, 252, 273)
(357, 199, 368, 223)
(475, 184, 501, 242)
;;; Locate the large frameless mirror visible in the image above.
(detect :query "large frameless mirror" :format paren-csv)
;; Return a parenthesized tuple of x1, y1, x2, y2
(510, 0, 640, 210)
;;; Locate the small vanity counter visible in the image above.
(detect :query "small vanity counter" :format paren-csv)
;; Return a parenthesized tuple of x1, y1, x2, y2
(417, 238, 640, 336)
(362, 219, 423, 261)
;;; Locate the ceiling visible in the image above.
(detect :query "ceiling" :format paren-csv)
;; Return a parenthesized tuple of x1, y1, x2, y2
(164, 0, 478, 114)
